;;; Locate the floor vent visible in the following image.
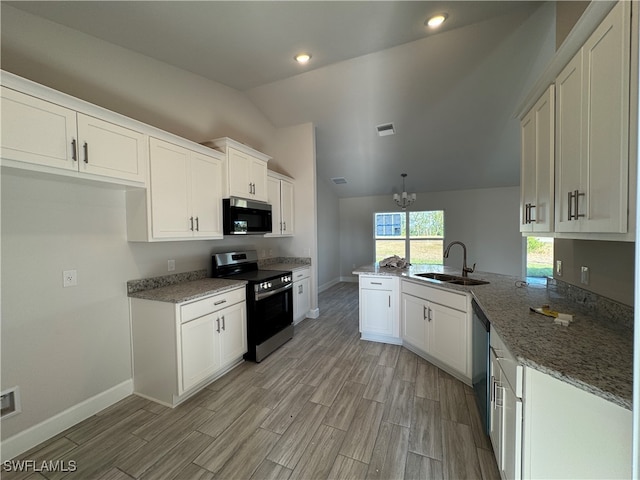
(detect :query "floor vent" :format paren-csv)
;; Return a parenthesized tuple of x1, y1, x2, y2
(376, 123, 395, 136)
(331, 177, 347, 185)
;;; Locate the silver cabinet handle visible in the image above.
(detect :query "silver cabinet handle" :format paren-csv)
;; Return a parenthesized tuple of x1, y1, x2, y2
(423, 305, 428, 320)
(214, 299, 227, 306)
(221, 315, 225, 331)
(283, 221, 286, 231)
(568, 190, 585, 220)
(428, 307, 432, 322)
(83, 142, 89, 164)
(71, 139, 78, 162)
(567, 191, 573, 220)
(190, 216, 194, 231)
(388, 295, 391, 308)
(371, 282, 382, 285)
(528, 204, 536, 223)
(298, 284, 303, 294)
(216, 318, 221, 333)
(195, 216, 199, 231)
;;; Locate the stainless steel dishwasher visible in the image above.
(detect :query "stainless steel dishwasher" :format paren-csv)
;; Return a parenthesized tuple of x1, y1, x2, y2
(471, 298, 490, 434)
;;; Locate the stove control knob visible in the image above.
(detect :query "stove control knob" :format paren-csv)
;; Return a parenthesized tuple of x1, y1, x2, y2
(268, 282, 272, 288)
(260, 282, 267, 290)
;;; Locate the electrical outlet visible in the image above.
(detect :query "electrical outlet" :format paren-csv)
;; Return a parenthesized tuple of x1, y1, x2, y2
(581, 266, 589, 285)
(62, 270, 77, 288)
(556, 260, 563, 276)
(168, 260, 175, 272)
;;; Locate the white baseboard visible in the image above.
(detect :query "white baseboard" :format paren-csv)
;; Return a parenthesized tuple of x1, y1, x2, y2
(340, 276, 359, 283)
(318, 278, 340, 293)
(1, 379, 133, 461)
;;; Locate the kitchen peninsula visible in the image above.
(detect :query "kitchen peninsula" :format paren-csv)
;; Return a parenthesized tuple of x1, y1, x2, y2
(354, 262, 633, 479)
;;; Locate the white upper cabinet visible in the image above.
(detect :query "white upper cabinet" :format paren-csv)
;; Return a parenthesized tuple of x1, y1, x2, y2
(266, 171, 295, 237)
(520, 85, 555, 234)
(127, 137, 224, 241)
(555, 1, 631, 234)
(204, 137, 271, 203)
(76, 113, 146, 183)
(1, 87, 77, 170)
(1, 86, 146, 185)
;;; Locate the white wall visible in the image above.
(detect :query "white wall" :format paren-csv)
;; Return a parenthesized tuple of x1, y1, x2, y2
(339, 186, 523, 279)
(0, 5, 318, 447)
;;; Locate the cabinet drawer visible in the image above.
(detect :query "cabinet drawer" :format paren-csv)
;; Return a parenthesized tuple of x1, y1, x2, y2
(293, 267, 310, 282)
(491, 329, 523, 397)
(402, 280, 467, 312)
(360, 275, 395, 290)
(181, 287, 245, 323)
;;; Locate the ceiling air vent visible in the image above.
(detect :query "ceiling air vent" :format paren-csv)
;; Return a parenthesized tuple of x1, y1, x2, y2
(331, 177, 347, 185)
(376, 123, 395, 137)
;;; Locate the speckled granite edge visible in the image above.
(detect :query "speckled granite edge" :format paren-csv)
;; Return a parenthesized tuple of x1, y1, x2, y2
(127, 270, 208, 294)
(258, 257, 311, 267)
(549, 278, 633, 329)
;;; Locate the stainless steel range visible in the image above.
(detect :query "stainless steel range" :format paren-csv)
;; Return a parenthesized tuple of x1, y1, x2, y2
(211, 250, 293, 362)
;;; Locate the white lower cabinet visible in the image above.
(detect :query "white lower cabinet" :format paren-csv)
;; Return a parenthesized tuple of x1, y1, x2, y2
(130, 286, 247, 407)
(401, 280, 470, 380)
(359, 275, 400, 343)
(293, 267, 311, 324)
(489, 329, 632, 480)
(490, 330, 523, 480)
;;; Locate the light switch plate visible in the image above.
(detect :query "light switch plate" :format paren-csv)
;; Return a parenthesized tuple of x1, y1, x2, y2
(556, 260, 563, 276)
(168, 260, 175, 272)
(581, 266, 589, 285)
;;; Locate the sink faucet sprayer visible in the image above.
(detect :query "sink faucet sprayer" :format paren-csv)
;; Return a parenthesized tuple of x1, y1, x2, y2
(443, 241, 475, 277)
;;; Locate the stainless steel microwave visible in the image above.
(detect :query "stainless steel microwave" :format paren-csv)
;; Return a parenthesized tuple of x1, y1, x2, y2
(223, 198, 272, 235)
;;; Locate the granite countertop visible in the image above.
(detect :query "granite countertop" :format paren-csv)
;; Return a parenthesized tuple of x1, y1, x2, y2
(353, 263, 633, 410)
(262, 263, 310, 272)
(128, 277, 247, 304)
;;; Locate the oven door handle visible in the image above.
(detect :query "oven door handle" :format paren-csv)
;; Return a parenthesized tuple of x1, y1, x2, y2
(255, 282, 293, 301)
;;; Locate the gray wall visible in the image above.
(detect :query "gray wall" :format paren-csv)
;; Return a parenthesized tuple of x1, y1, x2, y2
(554, 239, 634, 306)
(317, 178, 341, 290)
(339, 187, 523, 279)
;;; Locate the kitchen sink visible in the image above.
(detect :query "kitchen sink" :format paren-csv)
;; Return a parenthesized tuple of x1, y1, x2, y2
(416, 272, 459, 281)
(415, 272, 489, 286)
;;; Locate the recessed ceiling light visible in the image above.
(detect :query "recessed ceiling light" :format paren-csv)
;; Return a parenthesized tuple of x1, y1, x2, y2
(294, 53, 312, 64)
(426, 13, 448, 28)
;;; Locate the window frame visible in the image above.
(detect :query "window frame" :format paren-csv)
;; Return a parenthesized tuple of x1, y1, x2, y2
(373, 210, 445, 265)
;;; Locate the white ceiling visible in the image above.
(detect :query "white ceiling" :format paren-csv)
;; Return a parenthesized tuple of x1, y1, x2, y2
(8, 1, 554, 198)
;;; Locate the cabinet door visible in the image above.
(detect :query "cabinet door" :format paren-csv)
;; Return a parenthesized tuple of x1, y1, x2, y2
(294, 277, 311, 323)
(360, 288, 394, 336)
(191, 152, 223, 238)
(501, 379, 523, 480)
(250, 158, 268, 202)
(227, 147, 252, 199)
(267, 176, 282, 234)
(520, 109, 536, 232)
(149, 138, 191, 238)
(218, 302, 247, 367)
(489, 349, 502, 467)
(1, 87, 77, 171)
(77, 113, 146, 183)
(428, 302, 468, 375)
(582, 0, 629, 233)
(181, 313, 219, 392)
(532, 86, 554, 233)
(555, 52, 584, 233)
(280, 179, 295, 235)
(401, 293, 428, 351)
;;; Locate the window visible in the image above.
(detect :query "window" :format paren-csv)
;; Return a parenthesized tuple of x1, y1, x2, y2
(374, 210, 444, 265)
(526, 237, 553, 282)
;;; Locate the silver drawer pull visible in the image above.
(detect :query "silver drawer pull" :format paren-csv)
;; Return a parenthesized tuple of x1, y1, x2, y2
(371, 282, 382, 285)
(214, 299, 227, 306)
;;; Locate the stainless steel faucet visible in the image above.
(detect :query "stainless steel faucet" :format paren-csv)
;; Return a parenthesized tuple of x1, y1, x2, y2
(443, 241, 476, 277)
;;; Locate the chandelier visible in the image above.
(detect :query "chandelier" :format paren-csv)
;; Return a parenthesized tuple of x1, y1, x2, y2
(393, 173, 416, 210)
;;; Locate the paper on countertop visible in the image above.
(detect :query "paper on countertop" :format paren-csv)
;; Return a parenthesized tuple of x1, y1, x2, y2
(379, 255, 409, 269)
(530, 305, 574, 326)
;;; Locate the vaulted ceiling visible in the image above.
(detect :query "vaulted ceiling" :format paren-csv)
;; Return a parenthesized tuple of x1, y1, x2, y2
(7, 1, 556, 197)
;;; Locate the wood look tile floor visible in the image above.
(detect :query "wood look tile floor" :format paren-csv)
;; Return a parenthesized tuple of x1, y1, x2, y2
(6, 283, 500, 480)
